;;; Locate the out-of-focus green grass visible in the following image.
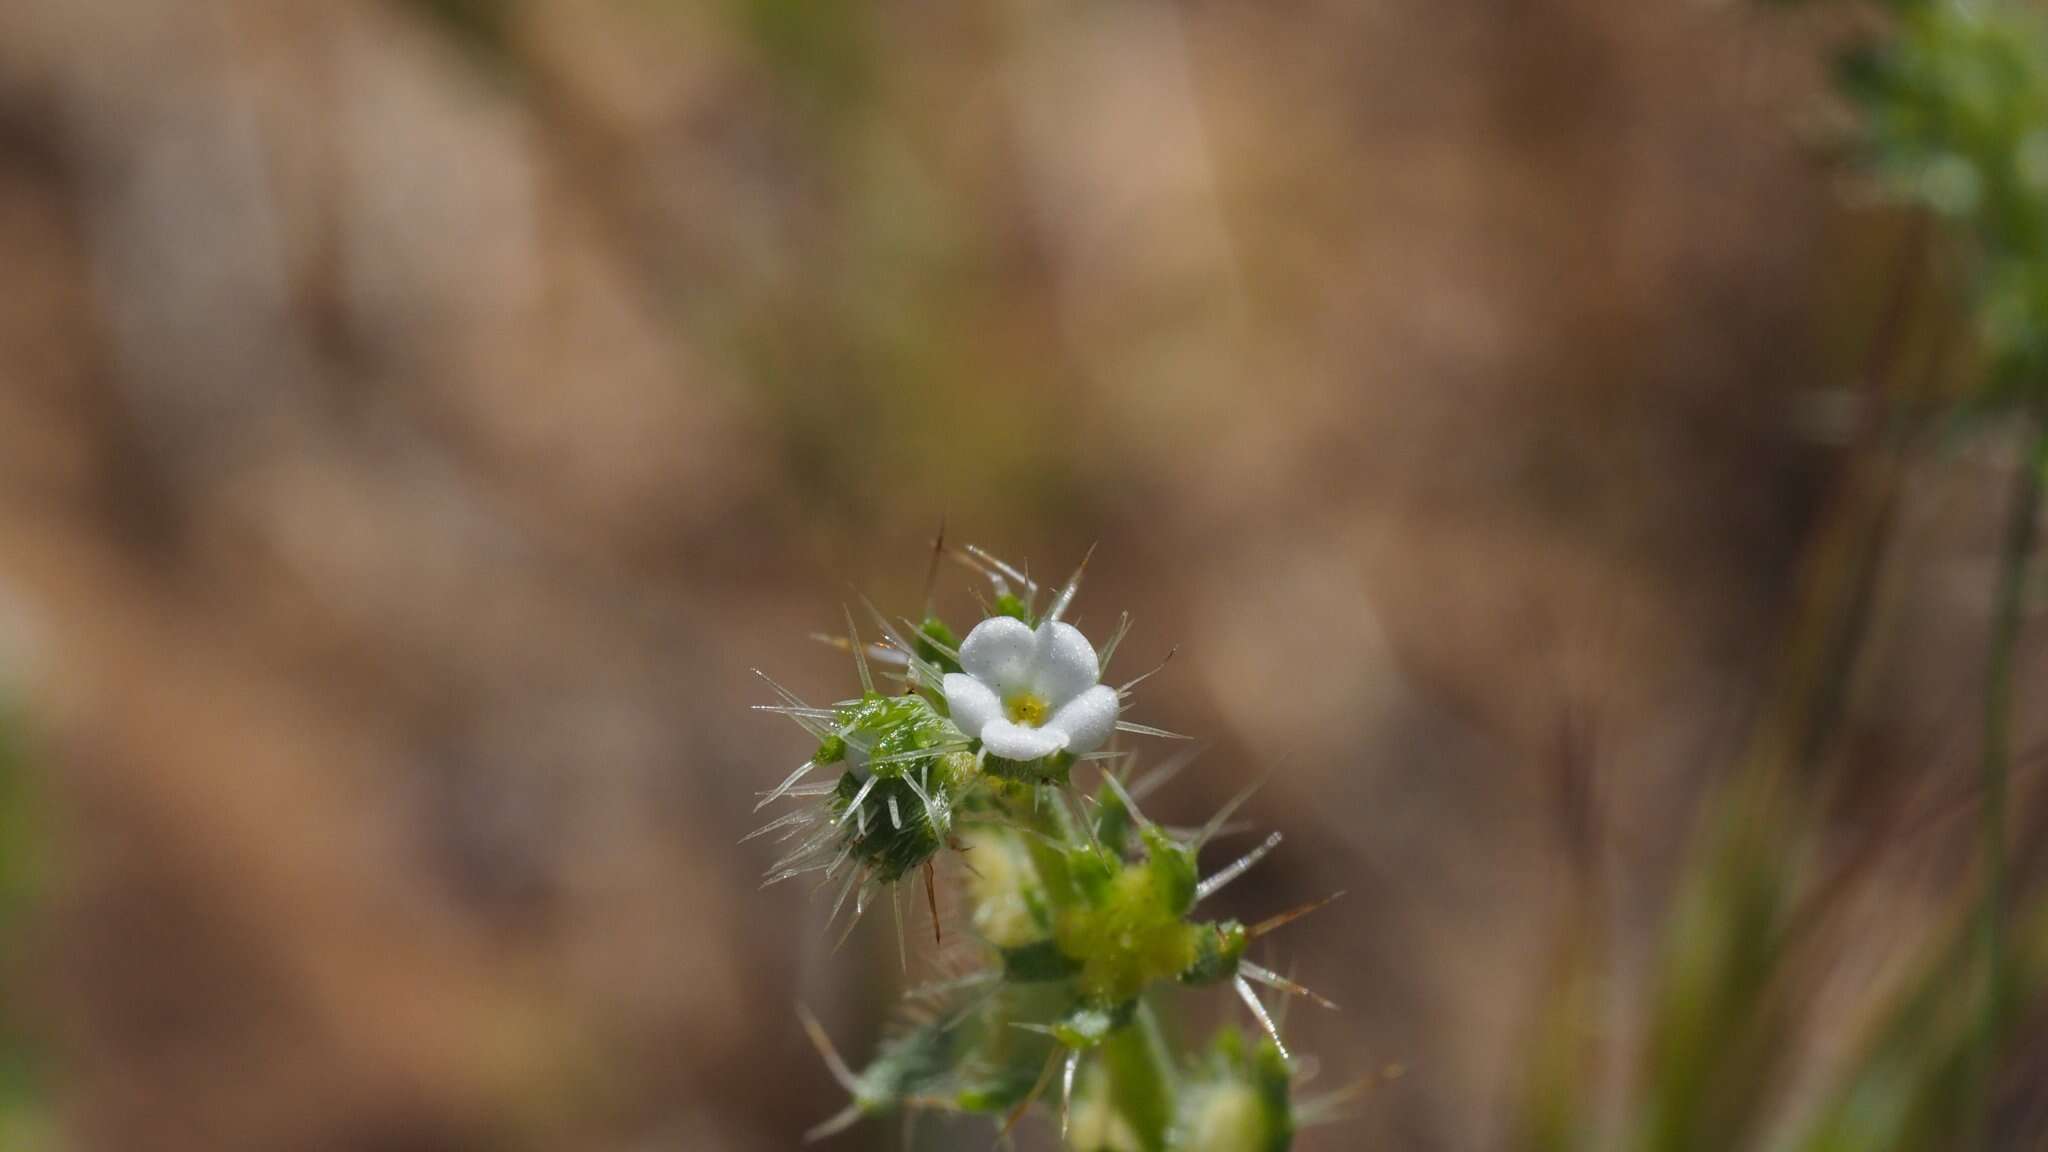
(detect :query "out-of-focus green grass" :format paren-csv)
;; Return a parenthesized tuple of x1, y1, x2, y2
(1517, 3, 2048, 1144)
(0, 694, 51, 1149)
(1516, 776, 2048, 1152)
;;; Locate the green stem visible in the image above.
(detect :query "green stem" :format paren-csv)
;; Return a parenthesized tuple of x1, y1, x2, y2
(1096, 1000, 1178, 1152)
(1974, 415, 2043, 1148)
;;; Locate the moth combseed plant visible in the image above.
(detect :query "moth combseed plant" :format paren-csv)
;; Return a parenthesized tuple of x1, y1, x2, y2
(748, 541, 1356, 1151)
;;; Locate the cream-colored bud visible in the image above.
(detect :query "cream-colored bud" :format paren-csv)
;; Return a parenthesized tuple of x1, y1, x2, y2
(960, 827, 1046, 948)
(1067, 1062, 1145, 1152)
(1177, 1081, 1265, 1152)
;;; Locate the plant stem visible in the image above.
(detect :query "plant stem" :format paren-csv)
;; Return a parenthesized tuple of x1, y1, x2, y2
(1974, 414, 2043, 1148)
(1098, 1000, 1178, 1152)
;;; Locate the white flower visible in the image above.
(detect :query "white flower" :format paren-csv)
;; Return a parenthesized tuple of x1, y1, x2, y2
(942, 616, 1119, 761)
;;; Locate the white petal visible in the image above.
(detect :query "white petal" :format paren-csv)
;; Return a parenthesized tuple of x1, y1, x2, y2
(1031, 621, 1101, 706)
(943, 673, 1004, 740)
(1041, 684, 1119, 755)
(958, 616, 1038, 696)
(979, 719, 1068, 762)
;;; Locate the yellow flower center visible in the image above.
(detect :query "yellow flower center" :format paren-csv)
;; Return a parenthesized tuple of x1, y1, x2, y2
(1005, 692, 1050, 727)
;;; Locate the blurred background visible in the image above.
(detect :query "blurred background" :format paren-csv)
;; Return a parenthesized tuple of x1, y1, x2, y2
(0, 0, 2040, 1149)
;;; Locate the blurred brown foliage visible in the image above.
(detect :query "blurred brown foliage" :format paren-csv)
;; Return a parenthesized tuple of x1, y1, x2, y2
(0, 0, 2040, 1149)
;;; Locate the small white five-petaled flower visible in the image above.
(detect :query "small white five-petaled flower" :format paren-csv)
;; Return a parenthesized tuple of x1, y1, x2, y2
(943, 616, 1120, 761)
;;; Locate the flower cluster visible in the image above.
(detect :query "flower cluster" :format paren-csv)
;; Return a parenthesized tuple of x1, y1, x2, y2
(749, 542, 1347, 1151)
